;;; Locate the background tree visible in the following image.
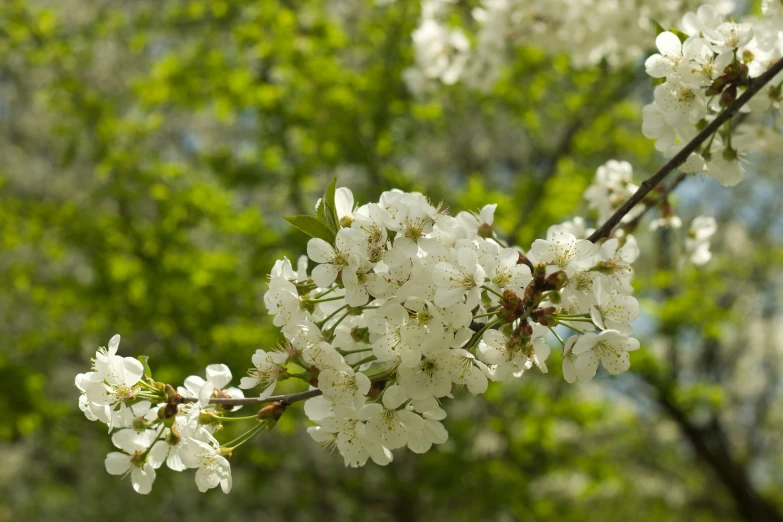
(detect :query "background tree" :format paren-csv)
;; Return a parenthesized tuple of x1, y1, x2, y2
(0, 0, 781, 521)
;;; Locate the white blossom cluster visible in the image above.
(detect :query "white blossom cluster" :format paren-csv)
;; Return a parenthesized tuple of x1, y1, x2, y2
(584, 160, 644, 226)
(583, 161, 720, 264)
(684, 215, 718, 265)
(404, 0, 735, 95)
(76, 336, 240, 494)
(642, 4, 783, 187)
(253, 186, 641, 468)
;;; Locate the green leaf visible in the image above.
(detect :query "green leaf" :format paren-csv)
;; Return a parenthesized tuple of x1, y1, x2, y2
(283, 215, 336, 243)
(670, 29, 689, 43)
(323, 177, 339, 229)
(315, 197, 327, 225)
(137, 355, 152, 379)
(652, 20, 666, 36)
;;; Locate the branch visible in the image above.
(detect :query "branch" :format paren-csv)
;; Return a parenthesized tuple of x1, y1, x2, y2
(623, 171, 687, 231)
(183, 388, 323, 407)
(587, 57, 783, 243)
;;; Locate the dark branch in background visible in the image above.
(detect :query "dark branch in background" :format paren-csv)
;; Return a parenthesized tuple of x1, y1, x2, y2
(587, 56, 783, 243)
(640, 372, 783, 522)
(511, 67, 644, 239)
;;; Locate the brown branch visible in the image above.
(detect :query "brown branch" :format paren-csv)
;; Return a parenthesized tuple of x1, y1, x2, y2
(182, 388, 323, 407)
(587, 56, 783, 243)
(623, 171, 688, 231)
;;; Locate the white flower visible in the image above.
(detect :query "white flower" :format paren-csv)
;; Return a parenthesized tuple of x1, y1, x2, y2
(529, 231, 595, 276)
(342, 255, 373, 307)
(359, 384, 425, 450)
(595, 236, 639, 295)
(685, 216, 718, 265)
(76, 334, 144, 430)
(679, 37, 733, 87)
(264, 278, 308, 327)
(653, 78, 707, 127)
(589, 282, 639, 336)
(706, 140, 744, 187)
(307, 229, 362, 288)
(238, 349, 288, 398)
(318, 367, 372, 407)
(703, 22, 753, 52)
(179, 364, 244, 409)
(447, 349, 489, 394)
(478, 327, 550, 380)
(335, 187, 356, 226)
(486, 247, 532, 294)
(572, 330, 640, 380)
(398, 349, 454, 399)
(104, 429, 166, 495)
(645, 32, 684, 79)
(456, 203, 497, 238)
(432, 247, 486, 308)
(179, 433, 232, 493)
(561, 336, 579, 384)
(370, 303, 437, 368)
(314, 406, 393, 467)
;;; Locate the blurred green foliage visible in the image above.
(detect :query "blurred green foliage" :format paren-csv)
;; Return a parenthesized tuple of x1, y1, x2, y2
(0, 1, 781, 521)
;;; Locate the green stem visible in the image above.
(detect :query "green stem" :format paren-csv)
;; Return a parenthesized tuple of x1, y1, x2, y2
(223, 424, 263, 449)
(307, 295, 344, 304)
(317, 304, 348, 328)
(351, 355, 377, 368)
(313, 286, 337, 299)
(482, 285, 505, 300)
(559, 322, 588, 334)
(547, 326, 565, 347)
(326, 309, 352, 333)
(466, 318, 502, 351)
(473, 311, 499, 319)
(212, 414, 260, 422)
(339, 347, 374, 356)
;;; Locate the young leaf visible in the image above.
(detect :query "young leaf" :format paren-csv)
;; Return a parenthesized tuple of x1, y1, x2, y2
(283, 215, 336, 243)
(323, 177, 339, 229)
(315, 197, 327, 225)
(137, 355, 153, 380)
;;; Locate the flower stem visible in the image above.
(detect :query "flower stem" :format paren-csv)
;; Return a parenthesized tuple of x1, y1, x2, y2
(481, 285, 505, 300)
(317, 304, 349, 328)
(307, 295, 344, 304)
(351, 355, 377, 368)
(223, 424, 264, 450)
(547, 326, 565, 347)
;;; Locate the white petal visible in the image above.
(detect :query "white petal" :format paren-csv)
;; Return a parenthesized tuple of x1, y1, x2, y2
(312, 263, 340, 288)
(131, 464, 156, 494)
(206, 364, 232, 389)
(307, 238, 336, 264)
(105, 452, 130, 476)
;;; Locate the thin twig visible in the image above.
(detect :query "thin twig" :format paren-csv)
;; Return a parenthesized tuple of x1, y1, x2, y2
(182, 388, 323, 407)
(587, 57, 783, 243)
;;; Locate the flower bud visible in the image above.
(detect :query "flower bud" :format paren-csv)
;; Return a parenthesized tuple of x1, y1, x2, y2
(132, 417, 149, 432)
(477, 223, 493, 239)
(368, 379, 387, 399)
(257, 401, 287, 430)
(166, 425, 181, 447)
(543, 270, 567, 291)
(516, 252, 534, 270)
(350, 326, 370, 343)
(719, 85, 737, 107)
